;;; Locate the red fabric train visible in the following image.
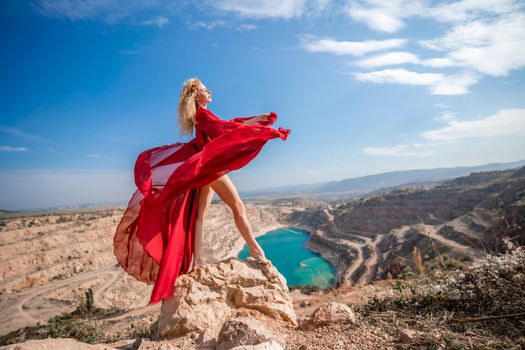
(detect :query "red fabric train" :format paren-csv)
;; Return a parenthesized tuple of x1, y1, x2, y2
(113, 106, 290, 304)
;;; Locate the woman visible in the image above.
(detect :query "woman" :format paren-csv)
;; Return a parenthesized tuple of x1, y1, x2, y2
(113, 77, 290, 304)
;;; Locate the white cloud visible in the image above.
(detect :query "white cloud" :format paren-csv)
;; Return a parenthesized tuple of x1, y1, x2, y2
(354, 51, 419, 67)
(420, 13, 525, 77)
(429, 71, 480, 95)
(33, 0, 174, 27)
(346, 0, 426, 33)
(362, 144, 434, 157)
(0, 146, 29, 152)
(236, 23, 258, 31)
(189, 20, 258, 31)
(117, 50, 139, 55)
(190, 20, 228, 30)
(434, 103, 449, 109)
(422, 108, 525, 141)
(411, 143, 439, 148)
(365, 109, 525, 160)
(421, 57, 458, 68)
(87, 153, 100, 158)
(353, 51, 460, 69)
(434, 112, 456, 123)
(345, 0, 522, 33)
(300, 36, 406, 56)
(353, 68, 479, 95)
(213, 0, 323, 19)
(334, 1, 525, 95)
(34, 0, 104, 21)
(0, 126, 51, 143)
(430, 0, 522, 23)
(33, 0, 331, 24)
(354, 68, 442, 85)
(347, 9, 403, 33)
(140, 16, 170, 28)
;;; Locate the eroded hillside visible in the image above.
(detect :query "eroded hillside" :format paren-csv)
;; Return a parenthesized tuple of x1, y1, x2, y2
(0, 202, 288, 337)
(286, 167, 525, 287)
(1, 168, 524, 348)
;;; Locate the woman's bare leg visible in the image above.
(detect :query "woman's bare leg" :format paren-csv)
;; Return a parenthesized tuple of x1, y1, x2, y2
(209, 174, 271, 265)
(192, 185, 214, 271)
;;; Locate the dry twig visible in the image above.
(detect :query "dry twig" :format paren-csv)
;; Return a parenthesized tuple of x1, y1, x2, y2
(451, 311, 525, 323)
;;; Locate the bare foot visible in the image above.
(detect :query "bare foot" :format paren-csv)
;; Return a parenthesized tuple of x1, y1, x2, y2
(248, 247, 271, 266)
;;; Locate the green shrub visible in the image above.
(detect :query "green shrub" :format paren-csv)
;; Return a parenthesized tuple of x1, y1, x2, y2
(48, 317, 100, 344)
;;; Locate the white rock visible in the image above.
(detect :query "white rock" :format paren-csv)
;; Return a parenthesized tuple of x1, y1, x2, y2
(155, 257, 297, 339)
(230, 340, 284, 350)
(299, 301, 356, 330)
(216, 316, 286, 350)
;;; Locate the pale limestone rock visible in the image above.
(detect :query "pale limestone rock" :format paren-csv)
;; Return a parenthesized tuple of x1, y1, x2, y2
(0, 338, 116, 350)
(230, 340, 284, 350)
(299, 301, 356, 330)
(157, 344, 183, 350)
(216, 316, 286, 350)
(155, 257, 297, 339)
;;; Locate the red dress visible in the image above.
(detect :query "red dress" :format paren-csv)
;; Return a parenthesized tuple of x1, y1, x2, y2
(113, 107, 290, 304)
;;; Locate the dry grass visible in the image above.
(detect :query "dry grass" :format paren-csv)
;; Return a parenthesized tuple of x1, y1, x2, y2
(357, 237, 525, 349)
(412, 246, 423, 276)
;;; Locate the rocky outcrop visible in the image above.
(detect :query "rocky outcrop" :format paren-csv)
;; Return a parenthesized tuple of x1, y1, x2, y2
(0, 202, 290, 337)
(332, 168, 525, 236)
(217, 316, 286, 349)
(154, 257, 297, 347)
(230, 341, 284, 350)
(2, 168, 524, 349)
(287, 167, 525, 285)
(305, 231, 355, 286)
(298, 302, 356, 330)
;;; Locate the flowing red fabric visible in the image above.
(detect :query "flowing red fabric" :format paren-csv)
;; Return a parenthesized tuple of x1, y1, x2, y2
(113, 107, 290, 304)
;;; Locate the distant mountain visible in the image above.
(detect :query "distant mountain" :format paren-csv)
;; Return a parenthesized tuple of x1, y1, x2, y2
(3, 200, 127, 214)
(242, 159, 525, 198)
(285, 165, 525, 286)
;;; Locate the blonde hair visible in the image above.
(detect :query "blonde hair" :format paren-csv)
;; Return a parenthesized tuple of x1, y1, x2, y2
(177, 77, 202, 136)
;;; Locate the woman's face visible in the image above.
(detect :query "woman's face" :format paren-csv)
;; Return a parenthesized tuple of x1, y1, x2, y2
(195, 83, 212, 106)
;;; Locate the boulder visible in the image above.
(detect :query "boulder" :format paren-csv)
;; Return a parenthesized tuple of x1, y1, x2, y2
(216, 316, 286, 350)
(299, 302, 356, 330)
(230, 340, 284, 350)
(155, 257, 297, 340)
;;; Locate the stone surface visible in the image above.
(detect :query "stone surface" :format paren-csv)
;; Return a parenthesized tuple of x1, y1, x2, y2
(216, 316, 286, 350)
(299, 302, 356, 330)
(155, 257, 297, 339)
(230, 340, 284, 350)
(0, 338, 116, 350)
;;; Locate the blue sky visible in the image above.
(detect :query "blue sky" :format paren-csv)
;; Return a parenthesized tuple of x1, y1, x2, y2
(1, 0, 525, 210)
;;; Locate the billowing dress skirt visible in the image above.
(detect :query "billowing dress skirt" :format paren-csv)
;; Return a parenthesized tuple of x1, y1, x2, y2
(113, 107, 290, 304)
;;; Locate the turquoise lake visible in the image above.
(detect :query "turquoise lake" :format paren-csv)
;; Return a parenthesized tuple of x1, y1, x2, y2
(237, 227, 336, 289)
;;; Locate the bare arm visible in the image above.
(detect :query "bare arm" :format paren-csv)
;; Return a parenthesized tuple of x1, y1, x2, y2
(242, 114, 267, 125)
(231, 113, 274, 125)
